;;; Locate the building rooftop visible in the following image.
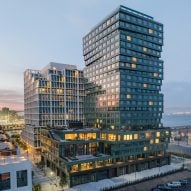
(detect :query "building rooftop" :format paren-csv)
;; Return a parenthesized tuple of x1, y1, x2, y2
(41, 62, 78, 74)
(0, 155, 29, 166)
(0, 141, 14, 151)
(48, 128, 99, 141)
(25, 62, 83, 77)
(119, 5, 153, 20)
(0, 133, 7, 141)
(0, 132, 17, 156)
(83, 5, 163, 41)
(63, 154, 110, 163)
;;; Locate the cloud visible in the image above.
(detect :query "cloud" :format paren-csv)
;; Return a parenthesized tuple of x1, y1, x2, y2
(0, 89, 23, 111)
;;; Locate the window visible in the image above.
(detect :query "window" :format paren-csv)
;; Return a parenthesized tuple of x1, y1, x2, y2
(143, 47, 147, 52)
(150, 139, 154, 144)
(108, 134, 116, 141)
(145, 132, 151, 138)
(149, 101, 153, 106)
(127, 94, 131, 99)
(87, 133, 96, 139)
(101, 133, 106, 140)
(78, 133, 96, 140)
(81, 162, 93, 170)
(156, 132, 160, 137)
(0, 173, 10, 190)
(17, 170, 28, 187)
(127, 35, 132, 41)
(107, 19, 111, 26)
(144, 146, 148, 151)
(65, 133, 77, 140)
(134, 134, 138, 140)
(132, 64, 136, 69)
(124, 134, 130, 140)
(148, 29, 153, 34)
(155, 138, 160, 144)
(153, 73, 158, 77)
(71, 164, 78, 172)
(111, 125, 115, 129)
(96, 161, 104, 168)
(132, 57, 137, 62)
(143, 83, 148, 88)
(56, 89, 63, 94)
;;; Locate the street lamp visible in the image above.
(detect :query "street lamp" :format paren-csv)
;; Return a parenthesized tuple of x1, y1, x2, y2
(182, 151, 185, 169)
(134, 171, 136, 180)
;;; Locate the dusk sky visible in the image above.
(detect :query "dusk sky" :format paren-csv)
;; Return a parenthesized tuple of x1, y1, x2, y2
(0, 0, 191, 112)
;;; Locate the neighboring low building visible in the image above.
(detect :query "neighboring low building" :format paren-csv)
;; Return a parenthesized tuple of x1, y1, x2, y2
(0, 132, 32, 191)
(0, 141, 16, 156)
(0, 156, 32, 191)
(40, 127, 170, 187)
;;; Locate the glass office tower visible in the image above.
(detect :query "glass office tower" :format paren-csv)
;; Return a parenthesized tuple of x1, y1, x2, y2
(83, 5, 163, 130)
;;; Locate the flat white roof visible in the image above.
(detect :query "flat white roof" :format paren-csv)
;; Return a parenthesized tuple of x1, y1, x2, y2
(0, 155, 30, 166)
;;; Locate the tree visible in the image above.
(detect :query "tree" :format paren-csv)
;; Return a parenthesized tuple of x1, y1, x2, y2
(59, 174, 67, 188)
(33, 184, 41, 191)
(36, 160, 44, 169)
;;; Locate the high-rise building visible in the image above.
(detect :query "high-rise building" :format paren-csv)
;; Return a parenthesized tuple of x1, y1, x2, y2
(21, 62, 84, 148)
(40, 6, 170, 187)
(83, 5, 163, 130)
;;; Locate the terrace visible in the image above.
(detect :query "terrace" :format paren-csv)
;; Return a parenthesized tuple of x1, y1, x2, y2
(64, 153, 110, 163)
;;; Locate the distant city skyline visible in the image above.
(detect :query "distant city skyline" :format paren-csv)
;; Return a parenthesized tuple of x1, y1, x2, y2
(0, 0, 191, 112)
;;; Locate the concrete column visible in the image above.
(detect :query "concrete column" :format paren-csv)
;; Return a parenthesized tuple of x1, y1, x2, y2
(28, 167, 32, 190)
(11, 171, 16, 190)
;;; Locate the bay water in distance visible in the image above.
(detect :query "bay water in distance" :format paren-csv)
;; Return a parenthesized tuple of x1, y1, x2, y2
(162, 114, 191, 127)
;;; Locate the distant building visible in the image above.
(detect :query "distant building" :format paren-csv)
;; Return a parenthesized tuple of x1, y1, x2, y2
(21, 62, 84, 149)
(188, 132, 191, 145)
(0, 108, 23, 128)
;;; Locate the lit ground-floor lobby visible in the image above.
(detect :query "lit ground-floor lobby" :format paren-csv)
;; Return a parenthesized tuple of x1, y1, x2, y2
(42, 154, 170, 187)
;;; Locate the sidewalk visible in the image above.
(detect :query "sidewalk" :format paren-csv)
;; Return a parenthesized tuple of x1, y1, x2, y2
(69, 163, 183, 191)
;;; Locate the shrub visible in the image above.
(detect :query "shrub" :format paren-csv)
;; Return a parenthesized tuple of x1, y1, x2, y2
(33, 184, 41, 191)
(59, 174, 67, 188)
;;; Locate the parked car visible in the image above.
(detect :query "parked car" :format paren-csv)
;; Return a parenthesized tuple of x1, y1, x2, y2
(171, 181, 182, 186)
(157, 184, 172, 190)
(151, 188, 161, 191)
(179, 179, 188, 185)
(166, 181, 181, 188)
